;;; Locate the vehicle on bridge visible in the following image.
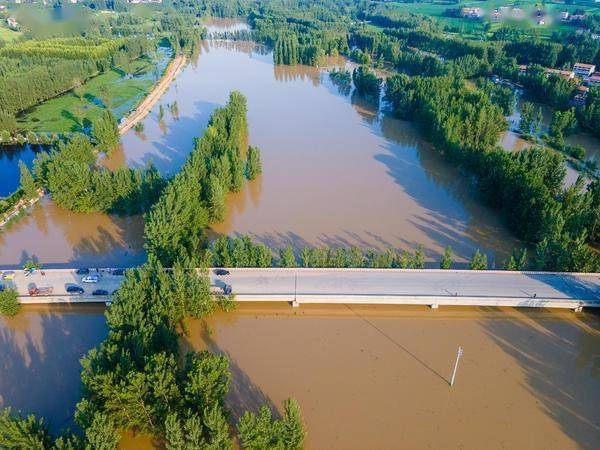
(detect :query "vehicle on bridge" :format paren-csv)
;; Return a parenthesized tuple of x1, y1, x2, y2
(214, 268, 230, 276)
(92, 289, 109, 296)
(67, 285, 85, 294)
(29, 286, 54, 296)
(82, 275, 100, 283)
(210, 284, 232, 295)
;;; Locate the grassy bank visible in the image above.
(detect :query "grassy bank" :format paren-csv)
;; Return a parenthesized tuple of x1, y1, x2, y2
(0, 26, 21, 42)
(17, 50, 170, 134)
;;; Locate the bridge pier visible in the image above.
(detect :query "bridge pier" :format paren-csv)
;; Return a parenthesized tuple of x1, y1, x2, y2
(292, 299, 300, 308)
(573, 305, 583, 312)
(430, 304, 439, 309)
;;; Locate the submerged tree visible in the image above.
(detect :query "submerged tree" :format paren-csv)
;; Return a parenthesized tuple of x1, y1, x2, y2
(237, 398, 306, 450)
(18, 160, 38, 199)
(92, 109, 120, 153)
(440, 246, 453, 270)
(245, 146, 262, 180)
(469, 250, 488, 270)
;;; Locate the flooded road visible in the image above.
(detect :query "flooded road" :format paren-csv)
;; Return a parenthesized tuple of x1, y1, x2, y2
(1, 304, 598, 449)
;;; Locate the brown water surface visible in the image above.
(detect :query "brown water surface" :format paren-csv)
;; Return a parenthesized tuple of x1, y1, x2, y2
(1, 305, 598, 449)
(109, 39, 522, 265)
(0, 305, 107, 431)
(0, 197, 146, 269)
(3, 35, 565, 268)
(185, 304, 600, 450)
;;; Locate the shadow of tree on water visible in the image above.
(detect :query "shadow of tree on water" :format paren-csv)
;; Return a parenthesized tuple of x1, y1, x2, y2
(480, 308, 600, 450)
(0, 307, 107, 434)
(180, 319, 280, 425)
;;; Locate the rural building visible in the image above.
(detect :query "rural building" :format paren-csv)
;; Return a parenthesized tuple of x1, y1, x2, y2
(573, 63, 596, 77)
(587, 72, 600, 87)
(545, 68, 575, 80)
(460, 7, 483, 18)
(572, 86, 589, 106)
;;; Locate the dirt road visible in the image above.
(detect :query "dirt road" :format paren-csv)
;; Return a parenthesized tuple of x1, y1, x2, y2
(118, 55, 186, 135)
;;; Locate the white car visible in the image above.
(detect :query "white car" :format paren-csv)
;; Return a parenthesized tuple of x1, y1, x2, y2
(82, 274, 100, 283)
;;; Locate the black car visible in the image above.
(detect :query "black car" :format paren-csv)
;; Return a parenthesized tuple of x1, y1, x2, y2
(75, 268, 90, 275)
(214, 268, 230, 276)
(67, 285, 85, 294)
(92, 289, 109, 296)
(111, 268, 125, 276)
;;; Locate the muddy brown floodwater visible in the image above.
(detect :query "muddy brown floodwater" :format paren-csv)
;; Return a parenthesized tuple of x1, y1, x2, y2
(1, 36, 525, 267)
(1, 305, 599, 449)
(112, 39, 522, 265)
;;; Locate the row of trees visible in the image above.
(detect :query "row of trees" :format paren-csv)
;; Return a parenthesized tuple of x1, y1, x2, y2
(385, 74, 600, 272)
(0, 261, 305, 448)
(352, 66, 382, 100)
(209, 236, 528, 271)
(32, 134, 165, 214)
(144, 92, 262, 266)
(0, 36, 150, 117)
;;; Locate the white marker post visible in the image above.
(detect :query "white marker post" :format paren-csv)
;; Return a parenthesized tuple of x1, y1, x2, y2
(450, 346, 463, 387)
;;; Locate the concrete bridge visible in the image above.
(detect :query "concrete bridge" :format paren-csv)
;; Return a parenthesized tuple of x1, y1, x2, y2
(2, 267, 600, 311)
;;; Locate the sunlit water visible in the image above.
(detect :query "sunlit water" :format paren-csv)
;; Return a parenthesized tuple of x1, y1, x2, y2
(1, 304, 598, 450)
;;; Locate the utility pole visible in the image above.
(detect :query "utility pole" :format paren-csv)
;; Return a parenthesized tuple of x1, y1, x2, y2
(450, 346, 463, 387)
(292, 270, 299, 307)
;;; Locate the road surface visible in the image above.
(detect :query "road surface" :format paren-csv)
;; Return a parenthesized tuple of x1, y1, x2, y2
(2, 268, 599, 309)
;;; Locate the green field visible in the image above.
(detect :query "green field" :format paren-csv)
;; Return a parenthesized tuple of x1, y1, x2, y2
(0, 25, 21, 42)
(18, 54, 167, 133)
(383, 1, 600, 39)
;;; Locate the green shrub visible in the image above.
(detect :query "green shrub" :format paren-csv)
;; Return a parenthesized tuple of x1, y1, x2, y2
(0, 288, 21, 317)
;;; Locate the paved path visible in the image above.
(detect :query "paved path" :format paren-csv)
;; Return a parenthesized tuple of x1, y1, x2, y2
(2, 268, 599, 309)
(118, 55, 186, 135)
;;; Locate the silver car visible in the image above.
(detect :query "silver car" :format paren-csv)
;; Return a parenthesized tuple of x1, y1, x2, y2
(82, 274, 100, 283)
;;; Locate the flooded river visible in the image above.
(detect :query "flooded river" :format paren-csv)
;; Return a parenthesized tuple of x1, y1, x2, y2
(1, 304, 598, 449)
(1, 34, 525, 267)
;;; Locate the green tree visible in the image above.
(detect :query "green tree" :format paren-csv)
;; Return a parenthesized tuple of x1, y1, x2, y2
(440, 245, 452, 269)
(279, 247, 297, 268)
(92, 109, 120, 153)
(237, 398, 305, 450)
(469, 250, 488, 270)
(504, 249, 527, 271)
(519, 102, 535, 135)
(0, 408, 49, 448)
(19, 160, 38, 199)
(411, 245, 425, 269)
(550, 108, 577, 140)
(245, 146, 262, 180)
(0, 288, 21, 317)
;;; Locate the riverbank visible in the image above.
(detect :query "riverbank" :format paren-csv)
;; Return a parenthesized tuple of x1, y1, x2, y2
(118, 54, 186, 135)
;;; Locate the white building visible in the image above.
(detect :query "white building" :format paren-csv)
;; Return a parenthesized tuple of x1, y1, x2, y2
(573, 63, 596, 78)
